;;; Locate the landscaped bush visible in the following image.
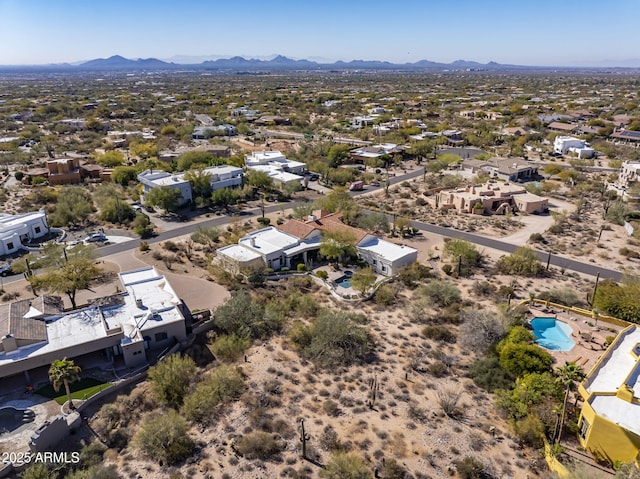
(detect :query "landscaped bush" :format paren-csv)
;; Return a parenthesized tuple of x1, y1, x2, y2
(297, 263, 306, 272)
(257, 216, 271, 226)
(316, 270, 329, 280)
(537, 287, 582, 307)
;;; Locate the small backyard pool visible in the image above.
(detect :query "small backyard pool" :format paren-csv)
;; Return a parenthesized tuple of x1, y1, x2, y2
(0, 406, 36, 435)
(334, 270, 353, 289)
(531, 317, 575, 351)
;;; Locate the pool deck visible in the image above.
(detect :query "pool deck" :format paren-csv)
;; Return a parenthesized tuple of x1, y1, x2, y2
(529, 306, 626, 372)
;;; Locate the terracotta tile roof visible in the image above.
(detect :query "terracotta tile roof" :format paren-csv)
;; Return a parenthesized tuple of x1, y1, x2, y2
(309, 215, 369, 244)
(276, 220, 318, 239)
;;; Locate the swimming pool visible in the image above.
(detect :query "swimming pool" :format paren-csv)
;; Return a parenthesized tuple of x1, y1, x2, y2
(335, 275, 352, 289)
(0, 406, 36, 435)
(530, 317, 575, 351)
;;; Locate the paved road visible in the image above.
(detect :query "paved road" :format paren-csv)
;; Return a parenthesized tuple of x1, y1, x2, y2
(1, 166, 622, 284)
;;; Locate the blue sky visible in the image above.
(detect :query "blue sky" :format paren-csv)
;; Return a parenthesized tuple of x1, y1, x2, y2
(0, 0, 638, 66)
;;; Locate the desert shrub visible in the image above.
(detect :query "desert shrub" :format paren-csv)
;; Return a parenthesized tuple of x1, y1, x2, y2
(139, 241, 150, 252)
(323, 399, 341, 417)
(460, 310, 506, 353)
(320, 452, 373, 479)
(537, 287, 582, 307)
(374, 284, 396, 305)
(182, 365, 243, 424)
(594, 278, 640, 323)
(468, 356, 514, 392)
(290, 310, 368, 368)
(214, 290, 281, 338)
(428, 360, 448, 377)
(443, 239, 482, 277)
(442, 264, 453, 275)
(21, 463, 52, 479)
(380, 458, 410, 479)
(495, 246, 544, 277)
(297, 263, 306, 271)
(514, 414, 546, 448)
(148, 354, 197, 409)
(236, 431, 282, 460)
(529, 233, 546, 244)
(418, 280, 461, 307)
(133, 410, 195, 464)
(77, 442, 107, 469)
(397, 262, 432, 288)
(162, 240, 180, 252)
(455, 456, 488, 479)
(63, 465, 120, 479)
(473, 280, 496, 296)
(436, 387, 463, 419)
(257, 216, 271, 226)
(620, 247, 640, 259)
(211, 334, 251, 362)
(422, 325, 457, 343)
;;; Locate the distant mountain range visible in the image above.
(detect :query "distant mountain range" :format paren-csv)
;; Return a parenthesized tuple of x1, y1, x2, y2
(1, 54, 639, 72)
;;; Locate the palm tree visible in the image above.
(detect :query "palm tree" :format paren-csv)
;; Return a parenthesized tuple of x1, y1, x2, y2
(553, 361, 585, 443)
(49, 358, 82, 410)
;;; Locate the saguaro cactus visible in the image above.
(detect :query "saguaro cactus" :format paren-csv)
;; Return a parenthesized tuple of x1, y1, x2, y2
(368, 375, 380, 410)
(300, 419, 310, 458)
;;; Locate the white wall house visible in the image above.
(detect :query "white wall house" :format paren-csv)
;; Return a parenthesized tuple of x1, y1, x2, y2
(0, 267, 189, 381)
(244, 151, 306, 187)
(553, 136, 595, 158)
(216, 212, 418, 277)
(0, 210, 49, 257)
(138, 165, 243, 207)
(608, 161, 640, 201)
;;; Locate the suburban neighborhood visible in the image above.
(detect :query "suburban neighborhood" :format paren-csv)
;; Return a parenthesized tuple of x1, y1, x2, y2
(0, 35, 640, 479)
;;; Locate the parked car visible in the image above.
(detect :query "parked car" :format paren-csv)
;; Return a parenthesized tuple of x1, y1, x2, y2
(0, 263, 14, 277)
(84, 233, 108, 243)
(130, 202, 142, 211)
(66, 240, 81, 250)
(306, 173, 320, 181)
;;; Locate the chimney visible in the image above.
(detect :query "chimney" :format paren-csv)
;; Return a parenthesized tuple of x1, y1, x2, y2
(136, 298, 143, 309)
(249, 237, 256, 247)
(1, 334, 17, 353)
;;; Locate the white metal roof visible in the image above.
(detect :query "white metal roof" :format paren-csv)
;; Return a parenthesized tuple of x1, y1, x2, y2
(357, 237, 418, 262)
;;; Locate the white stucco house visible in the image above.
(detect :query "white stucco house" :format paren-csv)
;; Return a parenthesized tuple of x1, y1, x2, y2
(553, 136, 595, 158)
(138, 165, 243, 206)
(0, 210, 49, 257)
(244, 150, 306, 187)
(215, 211, 418, 276)
(0, 267, 189, 383)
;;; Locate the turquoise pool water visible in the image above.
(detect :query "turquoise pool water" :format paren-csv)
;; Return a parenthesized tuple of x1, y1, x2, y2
(335, 275, 351, 288)
(530, 317, 575, 351)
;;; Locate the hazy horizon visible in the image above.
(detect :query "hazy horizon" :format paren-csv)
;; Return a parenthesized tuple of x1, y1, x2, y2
(1, 0, 639, 68)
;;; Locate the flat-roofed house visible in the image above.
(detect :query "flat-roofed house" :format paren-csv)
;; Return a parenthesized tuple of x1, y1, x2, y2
(138, 165, 243, 206)
(578, 325, 640, 463)
(434, 181, 548, 215)
(0, 267, 189, 383)
(0, 210, 49, 257)
(216, 211, 417, 276)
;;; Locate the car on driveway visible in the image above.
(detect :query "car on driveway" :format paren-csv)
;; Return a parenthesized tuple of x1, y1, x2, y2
(84, 233, 108, 243)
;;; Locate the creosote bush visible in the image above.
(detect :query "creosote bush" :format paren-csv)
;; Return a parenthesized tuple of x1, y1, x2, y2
(235, 431, 282, 460)
(133, 410, 194, 465)
(181, 365, 244, 424)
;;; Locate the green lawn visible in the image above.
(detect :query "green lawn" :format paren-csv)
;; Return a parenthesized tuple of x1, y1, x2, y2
(35, 378, 112, 405)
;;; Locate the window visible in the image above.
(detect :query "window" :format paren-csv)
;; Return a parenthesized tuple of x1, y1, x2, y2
(372, 259, 377, 265)
(155, 332, 168, 342)
(7, 242, 13, 250)
(381, 265, 387, 272)
(35, 227, 41, 234)
(579, 418, 590, 440)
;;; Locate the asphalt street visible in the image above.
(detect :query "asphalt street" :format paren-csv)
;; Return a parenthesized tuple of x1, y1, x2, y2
(2, 166, 622, 284)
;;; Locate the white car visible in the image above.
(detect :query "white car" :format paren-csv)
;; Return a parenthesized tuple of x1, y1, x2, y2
(84, 233, 108, 243)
